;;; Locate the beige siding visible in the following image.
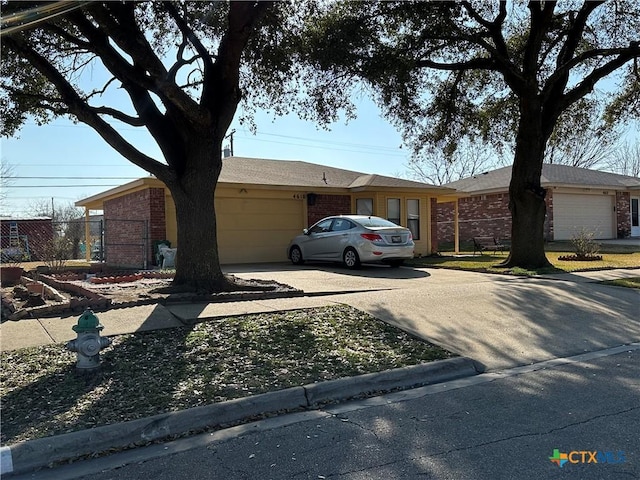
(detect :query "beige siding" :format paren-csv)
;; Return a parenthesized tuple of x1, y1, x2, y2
(215, 194, 305, 264)
(553, 193, 615, 240)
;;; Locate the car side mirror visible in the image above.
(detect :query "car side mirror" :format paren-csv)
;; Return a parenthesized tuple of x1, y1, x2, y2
(303, 228, 310, 235)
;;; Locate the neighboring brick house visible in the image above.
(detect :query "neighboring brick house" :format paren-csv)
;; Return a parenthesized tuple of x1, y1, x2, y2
(77, 157, 454, 267)
(438, 164, 640, 245)
(0, 217, 54, 261)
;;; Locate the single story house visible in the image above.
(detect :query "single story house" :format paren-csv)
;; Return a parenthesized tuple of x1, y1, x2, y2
(438, 164, 640, 244)
(0, 216, 54, 261)
(76, 157, 455, 267)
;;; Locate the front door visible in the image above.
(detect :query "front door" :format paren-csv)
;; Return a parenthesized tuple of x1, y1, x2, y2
(632, 197, 640, 237)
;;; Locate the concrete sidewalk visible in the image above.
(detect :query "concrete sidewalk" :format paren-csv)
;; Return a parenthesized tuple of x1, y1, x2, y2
(1, 266, 638, 476)
(1, 266, 638, 357)
(0, 296, 342, 351)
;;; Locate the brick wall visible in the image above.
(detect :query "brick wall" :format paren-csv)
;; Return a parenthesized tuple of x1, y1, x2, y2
(616, 191, 631, 238)
(307, 194, 352, 226)
(0, 219, 54, 261)
(438, 189, 632, 244)
(437, 193, 512, 244)
(103, 188, 166, 267)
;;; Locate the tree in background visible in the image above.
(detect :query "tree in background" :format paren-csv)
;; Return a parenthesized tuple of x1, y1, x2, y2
(27, 200, 85, 262)
(1, 1, 278, 291)
(543, 100, 624, 169)
(290, 1, 639, 268)
(0, 161, 14, 206)
(608, 140, 640, 178)
(407, 138, 503, 185)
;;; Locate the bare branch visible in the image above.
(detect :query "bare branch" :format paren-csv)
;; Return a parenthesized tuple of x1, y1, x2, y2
(3, 34, 168, 177)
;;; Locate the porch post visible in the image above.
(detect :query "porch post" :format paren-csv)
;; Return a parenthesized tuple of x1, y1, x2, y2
(84, 207, 91, 262)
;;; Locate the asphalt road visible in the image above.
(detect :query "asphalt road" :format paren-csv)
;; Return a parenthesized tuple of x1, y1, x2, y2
(17, 347, 639, 480)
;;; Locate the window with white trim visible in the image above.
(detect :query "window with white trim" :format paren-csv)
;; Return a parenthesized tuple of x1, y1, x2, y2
(407, 199, 420, 240)
(356, 198, 373, 215)
(387, 198, 400, 225)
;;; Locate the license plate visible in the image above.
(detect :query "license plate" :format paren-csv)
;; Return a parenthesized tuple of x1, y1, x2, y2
(391, 235, 402, 243)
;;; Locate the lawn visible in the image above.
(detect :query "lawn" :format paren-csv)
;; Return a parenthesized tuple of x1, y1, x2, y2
(600, 277, 640, 289)
(408, 242, 640, 275)
(0, 305, 452, 445)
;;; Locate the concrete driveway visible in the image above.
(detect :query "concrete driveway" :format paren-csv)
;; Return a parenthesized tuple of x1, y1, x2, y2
(226, 263, 640, 371)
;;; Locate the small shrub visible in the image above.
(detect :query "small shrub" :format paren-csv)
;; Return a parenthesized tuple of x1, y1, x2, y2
(37, 237, 73, 272)
(570, 228, 601, 259)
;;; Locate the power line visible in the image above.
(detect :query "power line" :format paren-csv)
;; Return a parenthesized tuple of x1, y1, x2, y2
(252, 131, 402, 152)
(6, 184, 121, 188)
(236, 136, 406, 157)
(11, 176, 140, 180)
(22, 121, 406, 156)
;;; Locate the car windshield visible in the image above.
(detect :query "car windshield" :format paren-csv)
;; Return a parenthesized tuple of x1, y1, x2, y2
(355, 217, 400, 228)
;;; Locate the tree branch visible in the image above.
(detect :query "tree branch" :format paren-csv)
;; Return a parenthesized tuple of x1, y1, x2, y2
(559, 48, 640, 112)
(523, 0, 556, 78)
(416, 57, 496, 71)
(90, 106, 145, 126)
(3, 34, 169, 178)
(556, 1, 605, 69)
(85, 3, 199, 116)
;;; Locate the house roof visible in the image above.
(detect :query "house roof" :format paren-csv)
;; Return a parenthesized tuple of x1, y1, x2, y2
(219, 157, 451, 191)
(443, 164, 640, 194)
(77, 157, 455, 209)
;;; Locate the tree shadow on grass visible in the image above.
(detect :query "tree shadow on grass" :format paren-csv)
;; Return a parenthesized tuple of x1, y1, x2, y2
(1, 305, 449, 445)
(0, 326, 194, 445)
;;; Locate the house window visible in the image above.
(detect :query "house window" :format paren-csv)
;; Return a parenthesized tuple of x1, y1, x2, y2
(387, 198, 400, 225)
(407, 199, 420, 240)
(356, 198, 373, 215)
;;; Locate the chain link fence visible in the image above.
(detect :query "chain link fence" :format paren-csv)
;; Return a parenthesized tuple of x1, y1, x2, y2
(2, 218, 149, 269)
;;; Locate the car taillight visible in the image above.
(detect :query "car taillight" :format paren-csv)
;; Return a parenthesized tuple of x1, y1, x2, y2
(361, 233, 383, 241)
(408, 232, 413, 241)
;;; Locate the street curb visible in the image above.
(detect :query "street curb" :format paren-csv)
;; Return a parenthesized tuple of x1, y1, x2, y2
(0, 357, 479, 476)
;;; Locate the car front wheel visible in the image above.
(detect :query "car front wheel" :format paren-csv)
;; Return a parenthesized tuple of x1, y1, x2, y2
(343, 248, 361, 269)
(290, 246, 304, 265)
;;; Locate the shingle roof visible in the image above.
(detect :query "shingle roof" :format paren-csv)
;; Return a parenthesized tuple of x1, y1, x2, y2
(220, 156, 450, 191)
(76, 157, 455, 209)
(443, 164, 640, 193)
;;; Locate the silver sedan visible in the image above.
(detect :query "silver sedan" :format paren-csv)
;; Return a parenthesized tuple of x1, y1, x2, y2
(287, 215, 414, 268)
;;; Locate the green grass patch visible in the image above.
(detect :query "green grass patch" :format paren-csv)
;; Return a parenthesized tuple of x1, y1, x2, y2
(600, 277, 640, 289)
(409, 251, 640, 275)
(0, 305, 452, 444)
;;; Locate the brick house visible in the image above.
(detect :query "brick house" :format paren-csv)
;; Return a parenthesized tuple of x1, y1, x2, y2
(0, 217, 54, 261)
(438, 164, 640, 245)
(76, 157, 454, 267)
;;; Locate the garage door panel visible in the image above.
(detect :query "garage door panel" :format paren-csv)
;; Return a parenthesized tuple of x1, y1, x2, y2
(216, 197, 304, 263)
(553, 194, 614, 240)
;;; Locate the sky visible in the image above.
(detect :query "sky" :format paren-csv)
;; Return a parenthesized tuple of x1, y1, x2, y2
(1, 96, 411, 218)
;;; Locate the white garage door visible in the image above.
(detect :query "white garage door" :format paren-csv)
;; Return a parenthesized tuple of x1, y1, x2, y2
(216, 197, 304, 264)
(553, 193, 614, 240)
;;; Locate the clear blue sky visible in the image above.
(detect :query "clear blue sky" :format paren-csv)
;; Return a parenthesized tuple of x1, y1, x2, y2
(1, 97, 410, 217)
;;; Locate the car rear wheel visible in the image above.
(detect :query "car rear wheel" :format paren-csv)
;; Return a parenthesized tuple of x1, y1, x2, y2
(290, 246, 304, 265)
(343, 248, 361, 269)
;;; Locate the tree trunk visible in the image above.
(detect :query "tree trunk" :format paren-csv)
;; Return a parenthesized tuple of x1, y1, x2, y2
(500, 98, 553, 269)
(165, 146, 234, 293)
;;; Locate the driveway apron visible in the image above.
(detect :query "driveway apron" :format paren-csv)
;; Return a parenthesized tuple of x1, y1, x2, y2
(229, 264, 640, 371)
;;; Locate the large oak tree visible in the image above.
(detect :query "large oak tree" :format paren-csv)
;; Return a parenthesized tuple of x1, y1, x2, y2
(292, 1, 640, 268)
(1, 1, 279, 291)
